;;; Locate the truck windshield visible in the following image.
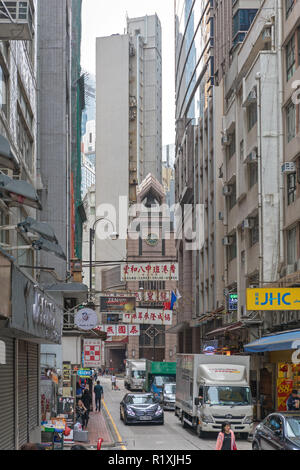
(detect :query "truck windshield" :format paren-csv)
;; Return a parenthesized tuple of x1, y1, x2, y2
(154, 375, 175, 387)
(164, 384, 176, 394)
(205, 386, 252, 406)
(132, 370, 145, 379)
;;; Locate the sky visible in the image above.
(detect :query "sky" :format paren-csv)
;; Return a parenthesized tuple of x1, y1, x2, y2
(81, 0, 175, 147)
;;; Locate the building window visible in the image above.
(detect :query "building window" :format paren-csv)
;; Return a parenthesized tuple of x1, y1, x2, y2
(0, 63, 8, 117)
(248, 102, 257, 131)
(287, 226, 297, 265)
(228, 183, 237, 210)
(286, 0, 295, 18)
(240, 140, 244, 161)
(249, 163, 258, 188)
(228, 132, 236, 159)
(287, 172, 297, 205)
(228, 234, 237, 262)
(286, 34, 296, 81)
(17, 113, 33, 171)
(286, 101, 296, 142)
(250, 217, 259, 247)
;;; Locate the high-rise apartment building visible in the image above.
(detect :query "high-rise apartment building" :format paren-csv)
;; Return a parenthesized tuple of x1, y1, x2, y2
(95, 14, 162, 266)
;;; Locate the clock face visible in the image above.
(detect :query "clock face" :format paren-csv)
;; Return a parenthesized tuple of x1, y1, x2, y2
(146, 233, 159, 247)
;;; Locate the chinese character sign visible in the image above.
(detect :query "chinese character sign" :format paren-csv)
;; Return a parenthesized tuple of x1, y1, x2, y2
(133, 291, 171, 302)
(123, 309, 173, 325)
(93, 325, 140, 336)
(121, 263, 178, 281)
(247, 288, 300, 311)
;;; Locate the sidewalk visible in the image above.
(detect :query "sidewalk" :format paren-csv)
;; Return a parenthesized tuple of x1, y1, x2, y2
(67, 390, 115, 450)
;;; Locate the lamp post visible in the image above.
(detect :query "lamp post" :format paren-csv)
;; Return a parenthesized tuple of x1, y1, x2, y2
(89, 217, 119, 299)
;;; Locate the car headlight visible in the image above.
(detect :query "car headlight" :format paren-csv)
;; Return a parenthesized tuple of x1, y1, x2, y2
(155, 406, 163, 416)
(243, 416, 253, 424)
(202, 415, 214, 424)
(127, 407, 135, 417)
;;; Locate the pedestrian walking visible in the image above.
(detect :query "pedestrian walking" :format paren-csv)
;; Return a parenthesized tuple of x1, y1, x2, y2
(76, 400, 89, 430)
(94, 380, 104, 412)
(81, 386, 92, 413)
(216, 422, 237, 451)
(111, 374, 116, 390)
(287, 390, 300, 411)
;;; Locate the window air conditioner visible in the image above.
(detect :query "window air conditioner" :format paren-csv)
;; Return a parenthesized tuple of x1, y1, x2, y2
(243, 218, 255, 229)
(223, 185, 233, 196)
(282, 162, 296, 174)
(222, 236, 233, 246)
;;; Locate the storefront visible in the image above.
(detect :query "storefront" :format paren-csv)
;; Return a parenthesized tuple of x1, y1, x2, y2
(245, 329, 300, 418)
(0, 250, 63, 449)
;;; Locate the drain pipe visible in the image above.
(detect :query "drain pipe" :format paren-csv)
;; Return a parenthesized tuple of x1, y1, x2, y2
(255, 72, 263, 288)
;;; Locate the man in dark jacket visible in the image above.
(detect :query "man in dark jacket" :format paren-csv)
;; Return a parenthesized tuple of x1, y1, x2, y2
(94, 381, 104, 412)
(287, 390, 300, 411)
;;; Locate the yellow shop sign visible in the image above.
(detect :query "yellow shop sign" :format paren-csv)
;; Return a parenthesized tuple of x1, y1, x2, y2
(247, 288, 300, 311)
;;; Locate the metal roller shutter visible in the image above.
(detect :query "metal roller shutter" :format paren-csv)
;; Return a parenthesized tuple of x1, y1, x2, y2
(0, 337, 15, 450)
(18, 340, 28, 448)
(28, 343, 39, 433)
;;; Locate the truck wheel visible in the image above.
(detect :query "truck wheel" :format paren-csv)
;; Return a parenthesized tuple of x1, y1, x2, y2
(181, 414, 188, 428)
(197, 425, 206, 439)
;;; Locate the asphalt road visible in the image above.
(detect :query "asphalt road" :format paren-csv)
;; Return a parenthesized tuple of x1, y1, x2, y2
(100, 377, 252, 451)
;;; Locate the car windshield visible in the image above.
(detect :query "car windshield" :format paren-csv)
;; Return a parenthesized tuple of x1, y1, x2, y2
(127, 395, 155, 405)
(286, 417, 300, 438)
(132, 370, 145, 379)
(154, 375, 175, 387)
(205, 386, 252, 406)
(164, 384, 176, 394)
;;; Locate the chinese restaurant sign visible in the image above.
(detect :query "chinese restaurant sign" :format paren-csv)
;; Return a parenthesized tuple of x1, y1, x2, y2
(123, 308, 172, 325)
(121, 263, 178, 281)
(83, 339, 102, 367)
(247, 288, 300, 311)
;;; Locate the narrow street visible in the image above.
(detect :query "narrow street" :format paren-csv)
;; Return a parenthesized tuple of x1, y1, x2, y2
(101, 377, 252, 451)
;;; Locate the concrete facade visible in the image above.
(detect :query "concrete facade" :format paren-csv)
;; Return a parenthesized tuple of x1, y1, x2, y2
(37, 0, 72, 281)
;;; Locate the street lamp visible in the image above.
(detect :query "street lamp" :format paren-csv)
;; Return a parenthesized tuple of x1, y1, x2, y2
(89, 217, 119, 298)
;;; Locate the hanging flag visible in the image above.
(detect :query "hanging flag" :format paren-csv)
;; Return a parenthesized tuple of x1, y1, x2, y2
(170, 291, 177, 310)
(175, 289, 182, 300)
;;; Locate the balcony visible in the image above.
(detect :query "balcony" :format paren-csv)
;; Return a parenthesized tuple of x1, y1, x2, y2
(0, 1, 34, 41)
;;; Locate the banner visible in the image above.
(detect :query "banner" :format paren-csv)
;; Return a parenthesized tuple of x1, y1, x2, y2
(100, 295, 136, 313)
(121, 263, 178, 281)
(123, 309, 172, 325)
(84, 339, 101, 367)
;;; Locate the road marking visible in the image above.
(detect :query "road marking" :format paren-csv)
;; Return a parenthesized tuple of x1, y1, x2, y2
(102, 399, 127, 451)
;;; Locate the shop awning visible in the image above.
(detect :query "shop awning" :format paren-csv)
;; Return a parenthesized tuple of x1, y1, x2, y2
(244, 329, 300, 353)
(206, 321, 244, 337)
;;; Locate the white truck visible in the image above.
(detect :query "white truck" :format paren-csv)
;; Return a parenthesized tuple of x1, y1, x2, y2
(124, 359, 146, 391)
(175, 354, 253, 439)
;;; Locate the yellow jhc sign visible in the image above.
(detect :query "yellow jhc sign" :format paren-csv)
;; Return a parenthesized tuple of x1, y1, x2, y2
(247, 288, 300, 311)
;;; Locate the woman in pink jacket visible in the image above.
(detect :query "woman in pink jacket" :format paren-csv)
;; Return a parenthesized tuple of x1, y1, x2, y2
(216, 422, 237, 450)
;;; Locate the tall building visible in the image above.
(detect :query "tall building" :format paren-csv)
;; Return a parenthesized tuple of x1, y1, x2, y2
(95, 14, 162, 265)
(81, 119, 96, 198)
(174, 0, 222, 353)
(0, 0, 63, 449)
